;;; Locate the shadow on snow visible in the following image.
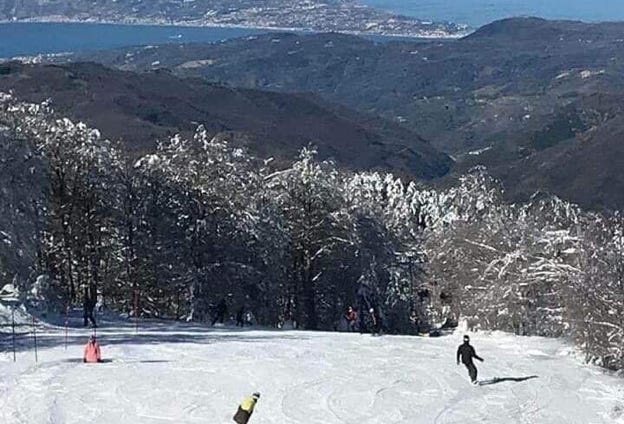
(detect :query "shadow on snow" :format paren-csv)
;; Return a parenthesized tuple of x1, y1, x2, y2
(478, 375, 539, 386)
(0, 318, 312, 355)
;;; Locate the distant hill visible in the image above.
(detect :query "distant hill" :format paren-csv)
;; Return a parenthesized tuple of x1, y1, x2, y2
(465, 17, 624, 43)
(48, 18, 624, 209)
(489, 110, 624, 210)
(0, 61, 452, 179)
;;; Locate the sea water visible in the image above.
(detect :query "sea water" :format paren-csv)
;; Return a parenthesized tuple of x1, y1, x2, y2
(0, 22, 261, 58)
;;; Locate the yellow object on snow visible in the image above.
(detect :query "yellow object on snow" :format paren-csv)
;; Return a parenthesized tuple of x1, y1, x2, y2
(240, 396, 257, 412)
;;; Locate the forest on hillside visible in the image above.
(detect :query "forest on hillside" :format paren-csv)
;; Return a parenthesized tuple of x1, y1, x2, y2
(1, 93, 623, 370)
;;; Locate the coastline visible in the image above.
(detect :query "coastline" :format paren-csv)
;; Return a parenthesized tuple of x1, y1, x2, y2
(0, 17, 472, 40)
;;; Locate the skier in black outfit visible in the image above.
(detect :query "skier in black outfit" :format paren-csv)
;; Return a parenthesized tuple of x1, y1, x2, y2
(369, 306, 383, 335)
(236, 305, 245, 327)
(457, 335, 484, 383)
(212, 298, 227, 326)
(83, 295, 97, 327)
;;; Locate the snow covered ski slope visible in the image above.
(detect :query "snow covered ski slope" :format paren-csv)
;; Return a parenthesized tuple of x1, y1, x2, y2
(1, 322, 623, 423)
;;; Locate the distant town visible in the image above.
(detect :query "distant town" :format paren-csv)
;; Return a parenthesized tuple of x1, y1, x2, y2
(0, 0, 470, 38)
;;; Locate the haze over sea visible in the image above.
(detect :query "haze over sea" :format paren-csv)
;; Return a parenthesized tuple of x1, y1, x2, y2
(359, 0, 624, 27)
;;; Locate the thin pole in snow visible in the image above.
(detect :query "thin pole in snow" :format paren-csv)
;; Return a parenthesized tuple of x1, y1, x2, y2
(32, 316, 38, 363)
(11, 306, 16, 362)
(64, 304, 69, 351)
(92, 302, 97, 340)
(134, 289, 138, 334)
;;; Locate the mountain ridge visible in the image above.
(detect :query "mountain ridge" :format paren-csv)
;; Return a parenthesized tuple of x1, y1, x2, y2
(0, 60, 452, 179)
(42, 17, 624, 209)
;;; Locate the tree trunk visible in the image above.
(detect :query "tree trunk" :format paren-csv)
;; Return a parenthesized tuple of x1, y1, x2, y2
(302, 251, 317, 330)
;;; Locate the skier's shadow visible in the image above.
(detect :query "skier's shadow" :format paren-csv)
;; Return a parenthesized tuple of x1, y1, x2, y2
(62, 358, 115, 363)
(61, 358, 171, 364)
(478, 375, 538, 386)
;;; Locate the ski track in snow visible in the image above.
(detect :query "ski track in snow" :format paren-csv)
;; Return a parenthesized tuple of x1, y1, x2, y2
(1, 323, 623, 424)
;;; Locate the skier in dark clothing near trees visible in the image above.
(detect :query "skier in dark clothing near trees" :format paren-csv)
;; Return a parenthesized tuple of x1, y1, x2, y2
(83, 295, 97, 327)
(212, 298, 228, 326)
(345, 306, 358, 332)
(369, 306, 383, 335)
(236, 306, 245, 327)
(457, 335, 484, 384)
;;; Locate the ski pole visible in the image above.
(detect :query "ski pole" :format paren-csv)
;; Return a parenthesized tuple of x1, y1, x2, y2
(11, 306, 16, 362)
(92, 304, 97, 339)
(134, 289, 139, 334)
(32, 316, 38, 363)
(64, 304, 69, 351)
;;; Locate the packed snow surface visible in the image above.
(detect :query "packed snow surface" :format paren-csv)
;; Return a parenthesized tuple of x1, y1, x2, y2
(1, 321, 623, 423)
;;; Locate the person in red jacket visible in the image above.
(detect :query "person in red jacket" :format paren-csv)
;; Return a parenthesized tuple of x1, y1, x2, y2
(345, 306, 358, 332)
(83, 335, 102, 363)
